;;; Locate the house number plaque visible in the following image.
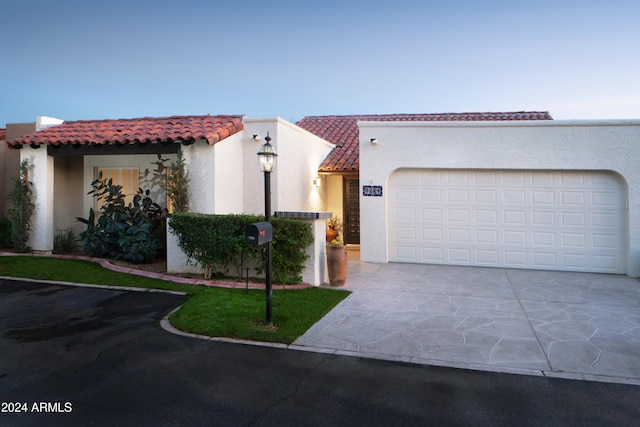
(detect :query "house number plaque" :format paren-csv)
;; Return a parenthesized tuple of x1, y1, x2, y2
(362, 185, 383, 197)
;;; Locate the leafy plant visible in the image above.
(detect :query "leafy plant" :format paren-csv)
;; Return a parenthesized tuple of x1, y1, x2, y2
(54, 227, 79, 253)
(139, 153, 170, 205)
(132, 187, 168, 250)
(117, 220, 158, 263)
(8, 158, 35, 252)
(328, 236, 344, 246)
(269, 217, 314, 284)
(166, 149, 190, 213)
(327, 216, 343, 231)
(77, 172, 159, 263)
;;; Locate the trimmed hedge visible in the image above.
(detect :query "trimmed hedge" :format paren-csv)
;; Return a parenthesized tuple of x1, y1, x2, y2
(168, 213, 314, 284)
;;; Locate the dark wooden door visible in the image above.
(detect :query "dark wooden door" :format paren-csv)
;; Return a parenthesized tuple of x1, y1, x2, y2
(344, 178, 360, 244)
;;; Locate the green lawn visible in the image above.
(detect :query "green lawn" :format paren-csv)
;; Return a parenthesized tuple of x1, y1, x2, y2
(0, 256, 350, 344)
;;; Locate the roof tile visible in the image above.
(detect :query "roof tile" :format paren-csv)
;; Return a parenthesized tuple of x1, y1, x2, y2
(297, 111, 553, 172)
(7, 115, 244, 147)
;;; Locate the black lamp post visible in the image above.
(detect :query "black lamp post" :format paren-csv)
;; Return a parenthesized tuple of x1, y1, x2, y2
(257, 132, 277, 326)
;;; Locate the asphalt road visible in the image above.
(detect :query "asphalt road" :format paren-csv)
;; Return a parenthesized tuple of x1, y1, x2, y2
(1, 279, 639, 426)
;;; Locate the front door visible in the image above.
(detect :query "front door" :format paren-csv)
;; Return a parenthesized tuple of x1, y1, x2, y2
(344, 178, 360, 244)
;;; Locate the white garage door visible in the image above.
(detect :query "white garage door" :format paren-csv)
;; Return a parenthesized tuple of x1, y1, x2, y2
(389, 170, 627, 273)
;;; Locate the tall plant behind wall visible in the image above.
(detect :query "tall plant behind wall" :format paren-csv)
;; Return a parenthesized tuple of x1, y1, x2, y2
(166, 149, 190, 213)
(8, 158, 35, 252)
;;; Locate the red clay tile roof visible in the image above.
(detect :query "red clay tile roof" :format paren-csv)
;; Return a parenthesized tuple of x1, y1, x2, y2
(7, 115, 244, 148)
(0, 128, 5, 141)
(297, 111, 553, 172)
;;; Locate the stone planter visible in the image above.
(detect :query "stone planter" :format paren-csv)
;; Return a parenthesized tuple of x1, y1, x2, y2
(327, 245, 348, 287)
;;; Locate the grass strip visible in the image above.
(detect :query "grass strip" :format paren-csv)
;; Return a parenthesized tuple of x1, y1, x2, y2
(0, 256, 350, 344)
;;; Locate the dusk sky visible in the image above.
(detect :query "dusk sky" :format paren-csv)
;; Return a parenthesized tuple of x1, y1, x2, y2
(2, 0, 639, 125)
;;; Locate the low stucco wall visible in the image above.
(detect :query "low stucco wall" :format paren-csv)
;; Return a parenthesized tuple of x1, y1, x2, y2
(358, 120, 640, 277)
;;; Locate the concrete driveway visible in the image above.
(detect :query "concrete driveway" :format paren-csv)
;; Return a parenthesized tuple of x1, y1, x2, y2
(294, 261, 640, 384)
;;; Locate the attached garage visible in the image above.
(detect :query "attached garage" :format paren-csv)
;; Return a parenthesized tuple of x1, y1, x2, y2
(389, 169, 626, 273)
(358, 120, 640, 277)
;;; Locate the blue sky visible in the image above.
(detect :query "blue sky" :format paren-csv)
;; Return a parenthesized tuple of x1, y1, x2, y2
(1, 0, 639, 125)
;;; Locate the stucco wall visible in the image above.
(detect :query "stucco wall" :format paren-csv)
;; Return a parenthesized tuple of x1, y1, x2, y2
(272, 119, 333, 212)
(358, 120, 640, 277)
(242, 119, 279, 216)
(181, 134, 244, 215)
(325, 174, 345, 235)
(21, 146, 54, 252)
(213, 133, 244, 214)
(54, 156, 84, 232)
(242, 117, 333, 216)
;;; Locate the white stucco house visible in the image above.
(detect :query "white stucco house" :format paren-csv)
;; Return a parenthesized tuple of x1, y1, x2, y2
(296, 112, 640, 278)
(6, 111, 640, 279)
(6, 115, 335, 283)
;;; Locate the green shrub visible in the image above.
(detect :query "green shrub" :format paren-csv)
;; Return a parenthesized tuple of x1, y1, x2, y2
(169, 213, 313, 284)
(270, 217, 314, 284)
(8, 159, 35, 252)
(77, 172, 160, 263)
(166, 149, 190, 213)
(54, 227, 79, 253)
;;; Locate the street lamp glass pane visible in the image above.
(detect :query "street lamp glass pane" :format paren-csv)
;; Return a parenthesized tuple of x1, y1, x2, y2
(258, 142, 277, 172)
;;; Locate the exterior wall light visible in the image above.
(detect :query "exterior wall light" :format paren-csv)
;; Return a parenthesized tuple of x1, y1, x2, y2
(252, 134, 261, 141)
(370, 138, 378, 144)
(313, 176, 321, 187)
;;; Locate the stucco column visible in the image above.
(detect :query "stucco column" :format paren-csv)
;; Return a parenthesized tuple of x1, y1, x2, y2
(21, 146, 54, 253)
(181, 142, 217, 214)
(304, 217, 330, 286)
(627, 184, 640, 277)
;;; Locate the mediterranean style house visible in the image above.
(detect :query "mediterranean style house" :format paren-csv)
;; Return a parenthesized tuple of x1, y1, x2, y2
(6, 111, 640, 278)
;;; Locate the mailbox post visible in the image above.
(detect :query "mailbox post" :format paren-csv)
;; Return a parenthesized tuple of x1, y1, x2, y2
(257, 133, 277, 326)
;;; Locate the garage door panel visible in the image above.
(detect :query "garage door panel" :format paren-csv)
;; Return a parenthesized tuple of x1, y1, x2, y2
(421, 189, 442, 202)
(504, 210, 526, 225)
(476, 229, 498, 244)
(390, 170, 626, 274)
(395, 188, 415, 201)
(593, 255, 619, 270)
(505, 251, 528, 266)
(422, 208, 442, 221)
(422, 227, 442, 241)
(423, 247, 443, 262)
(533, 231, 555, 246)
(532, 190, 555, 205)
(476, 210, 498, 224)
(502, 171, 526, 185)
(592, 191, 619, 206)
(562, 191, 585, 206)
(476, 189, 498, 203)
(502, 190, 525, 204)
(477, 249, 499, 264)
(448, 189, 469, 202)
(448, 209, 470, 222)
